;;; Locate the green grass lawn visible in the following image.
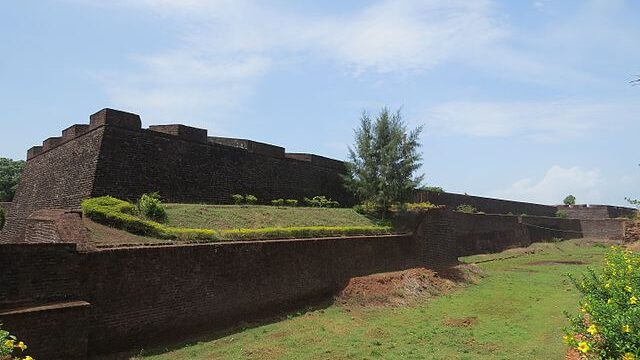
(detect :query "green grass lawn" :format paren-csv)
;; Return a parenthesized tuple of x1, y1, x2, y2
(164, 204, 379, 230)
(132, 240, 607, 360)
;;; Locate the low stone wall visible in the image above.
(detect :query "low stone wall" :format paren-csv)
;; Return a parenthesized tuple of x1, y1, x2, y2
(579, 219, 626, 239)
(452, 212, 583, 256)
(519, 216, 583, 242)
(83, 234, 421, 354)
(0, 233, 424, 358)
(0, 301, 89, 360)
(414, 190, 557, 217)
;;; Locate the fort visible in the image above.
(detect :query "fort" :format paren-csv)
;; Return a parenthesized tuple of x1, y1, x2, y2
(0, 108, 638, 359)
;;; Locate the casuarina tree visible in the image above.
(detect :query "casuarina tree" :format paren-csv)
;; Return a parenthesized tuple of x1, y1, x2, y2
(343, 107, 424, 215)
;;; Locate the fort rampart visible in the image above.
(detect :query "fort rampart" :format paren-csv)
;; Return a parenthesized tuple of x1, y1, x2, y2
(1, 109, 350, 241)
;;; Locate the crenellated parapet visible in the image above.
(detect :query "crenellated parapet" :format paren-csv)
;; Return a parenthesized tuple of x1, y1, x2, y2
(27, 108, 142, 160)
(25, 108, 342, 168)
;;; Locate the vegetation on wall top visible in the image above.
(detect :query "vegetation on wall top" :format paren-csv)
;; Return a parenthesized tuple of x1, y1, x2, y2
(82, 196, 392, 242)
(563, 195, 576, 206)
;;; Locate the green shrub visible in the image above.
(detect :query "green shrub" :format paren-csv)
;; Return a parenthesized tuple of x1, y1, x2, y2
(354, 201, 381, 216)
(231, 194, 244, 205)
(420, 186, 444, 193)
(564, 194, 576, 205)
(285, 199, 298, 207)
(271, 198, 285, 206)
(82, 196, 171, 238)
(455, 204, 477, 214)
(0, 207, 4, 231)
(555, 210, 568, 219)
(82, 196, 389, 242)
(137, 192, 167, 223)
(405, 202, 437, 211)
(565, 247, 640, 358)
(304, 196, 340, 208)
(1, 323, 33, 359)
(245, 194, 258, 205)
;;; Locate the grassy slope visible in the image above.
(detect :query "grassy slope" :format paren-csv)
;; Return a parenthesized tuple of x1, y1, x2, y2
(133, 240, 606, 360)
(164, 204, 379, 230)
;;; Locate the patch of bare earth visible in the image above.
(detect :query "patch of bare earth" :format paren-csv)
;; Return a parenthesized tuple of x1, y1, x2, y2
(442, 316, 478, 328)
(565, 348, 582, 360)
(335, 265, 484, 308)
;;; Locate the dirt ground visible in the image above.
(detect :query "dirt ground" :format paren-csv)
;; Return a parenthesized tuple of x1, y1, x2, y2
(334, 264, 485, 308)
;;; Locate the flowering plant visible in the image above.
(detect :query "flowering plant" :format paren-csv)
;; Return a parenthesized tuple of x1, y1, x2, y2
(565, 247, 640, 359)
(0, 324, 33, 360)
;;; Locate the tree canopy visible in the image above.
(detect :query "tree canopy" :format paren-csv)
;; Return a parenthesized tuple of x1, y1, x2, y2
(343, 108, 423, 214)
(0, 158, 26, 202)
(563, 194, 576, 205)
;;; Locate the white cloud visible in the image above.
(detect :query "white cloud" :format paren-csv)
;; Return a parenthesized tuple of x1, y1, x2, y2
(490, 165, 604, 205)
(75, 0, 511, 125)
(427, 99, 638, 142)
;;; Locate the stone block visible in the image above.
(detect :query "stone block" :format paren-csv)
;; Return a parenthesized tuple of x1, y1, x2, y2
(148, 124, 208, 143)
(90, 108, 141, 130)
(27, 146, 43, 160)
(42, 137, 62, 151)
(62, 124, 90, 141)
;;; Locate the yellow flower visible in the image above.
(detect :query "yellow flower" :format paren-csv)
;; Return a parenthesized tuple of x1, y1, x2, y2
(577, 341, 590, 353)
(4, 339, 15, 348)
(628, 265, 634, 273)
(622, 324, 632, 333)
(630, 296, 638, 305)
(623, 353, 635, 360)
(23, 356, 34, 360)
(587, 324, 598, 335)
(17, 341, 27, 351)
(605, 282, 611, 289)
(608, 298, 615, 304)
(580, 306, 587, 313)
(563, 334, 573, 344)
(625, 285, 633, 292)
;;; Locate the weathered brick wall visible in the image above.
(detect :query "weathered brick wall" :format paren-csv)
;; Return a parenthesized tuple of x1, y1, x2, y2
(451, 212, 531, 256)
(579, 219, 626, 239)
(92, 125, 350, 206)
(0, 243, 82, 309)
(415, 191, 557, 217)
(82, 234, 420, 354)
(519, 216, 583, 242)
(624, 222, 640, 242)
(1, 128, 103, 241)
(0, 301, 89, 360)
(450, 212, 585, 256)
(557, 205, 636, 220)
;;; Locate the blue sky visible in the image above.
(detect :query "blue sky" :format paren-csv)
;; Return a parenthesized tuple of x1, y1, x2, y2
(1, 0, 639, 206)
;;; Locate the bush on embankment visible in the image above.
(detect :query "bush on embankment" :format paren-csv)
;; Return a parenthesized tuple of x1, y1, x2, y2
(81, 196, 392, 242)
(565, 247, 640, 358)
